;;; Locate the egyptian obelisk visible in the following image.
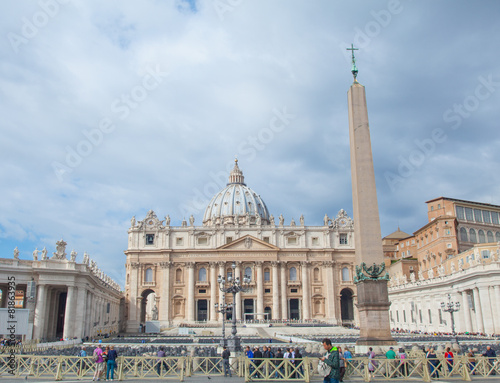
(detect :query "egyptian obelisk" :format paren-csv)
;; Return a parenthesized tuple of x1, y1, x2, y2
(347, 45, 396, 346)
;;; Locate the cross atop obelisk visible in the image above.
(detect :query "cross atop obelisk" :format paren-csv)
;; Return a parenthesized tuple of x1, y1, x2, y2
(346, 43, 359, 82)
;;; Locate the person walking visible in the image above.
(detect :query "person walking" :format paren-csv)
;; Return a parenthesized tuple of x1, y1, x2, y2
(466, 348, 476, 375)
(92, 345, 104, 381)
(367, 347, 377, 378)
(254, 347, 263, 378)
(156, 347, 166, 375)
(385, 347, 396, 377)
(222, 346, 231, 377)
(320, 338, 340, 383)
(482, 346, 497, 375)
(397, 348, 408, 377)
(338, 346, 345, 382)
(106, 345, 117, 381)
(426, 348, 439, 379)
(444, 347, 454, 374)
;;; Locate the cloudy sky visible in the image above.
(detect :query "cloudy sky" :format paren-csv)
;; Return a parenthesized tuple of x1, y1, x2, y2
(1, 0, 499, 286)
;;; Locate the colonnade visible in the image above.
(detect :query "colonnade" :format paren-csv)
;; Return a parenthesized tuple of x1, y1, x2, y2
(33, 283, 121, 341)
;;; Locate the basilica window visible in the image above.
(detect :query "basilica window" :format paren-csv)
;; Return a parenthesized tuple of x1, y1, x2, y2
(145, 267, 153, 282)
(198, 267, 207, 282)
(176, 237, 184, 246)
(146, 234, 155, 245)
(469, 229, 477, 243)
(175, 268, 183, 283)
(263, 237, 270, 243)
(496, 232, 500, 241)
(312, 237, 319, 246)
(428, 309, 432, 324)
(339, 233, 348, 245)
(460, 227, 468, 242)
(197, 237, 208, 245)
(487, 231, 494, 242)
(289, 267, 297, 281)
(245, 267, 252, 280)
(478, 230, 486, 243)
(342, 267, 350, 282)
(287, 237, 297, 245)
(313, 268, 320, 281)
(226, 237, 233, 244)
(481, 250, 490, 259)
(264, 268, 270, 282)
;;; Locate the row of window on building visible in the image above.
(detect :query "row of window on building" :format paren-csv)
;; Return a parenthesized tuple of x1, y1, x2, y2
(143, 234, 349, 247)
(456, 206, 500, 225)
(459, 227, 500, 243)
(142, 266, 352, 283)
(391, 308, 451, 326)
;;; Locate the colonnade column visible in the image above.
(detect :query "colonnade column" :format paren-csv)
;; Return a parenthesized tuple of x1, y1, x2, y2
(256, 261, 264, 320)
(324, 261, 336, 323)
(218, 262, 225, 321)
(235, 262, 242, 321)
(461, 291, 472, 332)
(301, 261, 311, 320)
(472, 287, 484, 333)
(210, 262, 217, 322)
(63, 285, 76, 339)
(280, 261, 288, 320)
(271, 261, 280, 320)
(186, 262, 195, 322)
(160, 262, 171, 324)
(478, 287, 494, 333)
(74, 287, 87, 339)
(127, 263, 140, 332)
(33, 284, 47, 340)
(494, 286, 500, 334)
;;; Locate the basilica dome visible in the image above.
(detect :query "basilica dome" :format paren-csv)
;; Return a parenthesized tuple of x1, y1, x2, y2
(203, 160, 270, 226)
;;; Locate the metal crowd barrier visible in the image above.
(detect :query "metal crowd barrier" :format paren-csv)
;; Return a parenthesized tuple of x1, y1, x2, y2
(0, 354, 499, 381)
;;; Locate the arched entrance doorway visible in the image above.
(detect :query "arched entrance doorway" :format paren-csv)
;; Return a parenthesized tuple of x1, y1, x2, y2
(140, 289, 156, 323)
(340, 288, 354, 325)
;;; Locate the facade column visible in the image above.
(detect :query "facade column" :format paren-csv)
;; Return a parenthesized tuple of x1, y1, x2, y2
(235, 262, 242, 321)
(280, 261, 288, 320)
(461, 291, 472, 332)
(127, 262, 140, 332)
(478, 287, 494, 334)
(187, 262, 195, 322)
(160, 262, 171, 324)
(218, 262, 225, 321)
(63, 286, 76, 339)
(210, 262, 217, 322)
(301, 261, 311, 320)
(324, 261, 336, 323)
(33, 284, 47, 340)
(472, 287, 484, 333)
(256, 261, 264, 320)
(272, 261, 280, 320)
(74, 286, 87, 339)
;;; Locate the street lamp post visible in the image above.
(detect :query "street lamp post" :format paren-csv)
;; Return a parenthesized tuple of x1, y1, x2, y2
(441, 293, 460, 343)
(214, 301, 232, 348)
(217, 262, 250, 352)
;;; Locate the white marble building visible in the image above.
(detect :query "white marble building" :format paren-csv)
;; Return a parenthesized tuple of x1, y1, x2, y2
(124, 160, 358, 331)
(0, 240, 122, 341)
(388, 242, 500, 335)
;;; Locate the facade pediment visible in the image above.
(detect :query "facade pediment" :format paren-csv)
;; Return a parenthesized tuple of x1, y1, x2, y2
(217, 235, 280, 251)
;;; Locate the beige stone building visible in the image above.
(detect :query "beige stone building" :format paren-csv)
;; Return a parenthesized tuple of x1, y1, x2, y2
(387, 197, 500, 334)
(124, 161, 358, 331)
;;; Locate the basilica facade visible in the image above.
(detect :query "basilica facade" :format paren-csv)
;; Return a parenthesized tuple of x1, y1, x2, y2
(124, 160, 358, 331)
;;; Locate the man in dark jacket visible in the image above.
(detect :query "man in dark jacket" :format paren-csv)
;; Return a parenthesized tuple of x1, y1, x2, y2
(253, 347, 263, 377)
(222, 346, 231, 377)
(483, 346, 497, 375)
(320, 338, 340, 383)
